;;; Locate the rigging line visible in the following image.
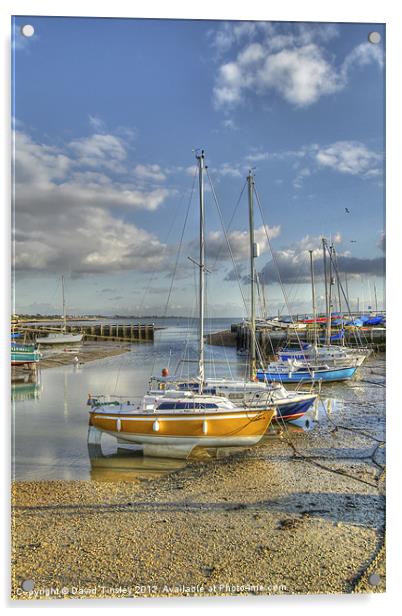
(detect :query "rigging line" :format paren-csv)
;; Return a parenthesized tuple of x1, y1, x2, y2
(136, 190, 186, 316)
(163, 168, 197, 319)
(205, 171, 248, 314)
(149, 170, 197, 379)
(209, 179, 248, 272)
(205, 169, 265, 372)
(326, 243, 368, 348)
(253, 183, 314, 377)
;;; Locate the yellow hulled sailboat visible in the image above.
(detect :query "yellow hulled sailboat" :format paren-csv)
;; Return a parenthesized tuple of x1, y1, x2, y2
(88, 391, 275, 458)
(87, 151, 276, 458)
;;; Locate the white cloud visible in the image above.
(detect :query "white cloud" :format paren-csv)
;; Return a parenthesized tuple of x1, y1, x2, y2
(315, 141, 382, 176)
(68, 133, 127, 172)
(211, 22, 383, 109)
(202, 224, 281, 262)
(13, 130, 174, 276)
(258, 232, 384, 284)
(244, 140, 382, 185)
(14, 206, 168, 275)
(133, 164, 167, 182)
(217, 162, 242, 178)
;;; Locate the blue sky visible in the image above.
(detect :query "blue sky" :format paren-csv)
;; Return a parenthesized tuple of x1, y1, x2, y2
(12, 17, 385, 316)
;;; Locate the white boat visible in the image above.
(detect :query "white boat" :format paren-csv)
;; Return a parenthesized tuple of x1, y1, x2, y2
(36, 276, 83, 346)
(277, 343, 371, 367)
(36, 332, 83, 346)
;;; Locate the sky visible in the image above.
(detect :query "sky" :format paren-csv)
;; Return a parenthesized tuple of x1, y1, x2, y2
(12, 16, 385, 317)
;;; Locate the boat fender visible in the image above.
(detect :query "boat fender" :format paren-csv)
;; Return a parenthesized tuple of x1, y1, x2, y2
(153, 420, 160, 432)
(116, 418, 121, 432)
(202, 420, 208, 435)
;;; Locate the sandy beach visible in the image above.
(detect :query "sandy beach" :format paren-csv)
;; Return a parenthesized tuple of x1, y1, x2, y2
(11, 416, 385, 599)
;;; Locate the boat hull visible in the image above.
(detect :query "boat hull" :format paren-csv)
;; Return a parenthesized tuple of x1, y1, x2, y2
(36, 333, 83, 345)
(257, 366, 357, 384)
(11, 345, 40, 365)
(275, 396, 316, 421)
(89, 408, 276, 458)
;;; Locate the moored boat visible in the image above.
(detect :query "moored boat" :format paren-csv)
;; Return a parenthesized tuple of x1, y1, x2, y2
(148, 374, 317, 422)
(11, 342, 41, 366)
(36, 332, 83, 346)
(257, 362, 357, 384)
(36, 276, 83, 346)
(87, 150, 277, 458)
(88, 391, 276, 458)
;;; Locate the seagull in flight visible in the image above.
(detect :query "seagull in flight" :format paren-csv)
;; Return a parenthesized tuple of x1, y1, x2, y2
(345, 207, 350, 214)
(350, 240, 357, 243)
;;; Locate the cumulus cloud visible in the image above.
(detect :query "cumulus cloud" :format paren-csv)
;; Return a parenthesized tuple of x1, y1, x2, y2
(190, 224, 281, 263)
(68, 133, 127, 172)
(13, 130, 173, 276)
(216, 162, 242, 178)
(315, 141, 382, 176)
(257, 233, 385, 284)
(244, 140, 382, 186)
(210, 22, 383, 109)
(133, 164, 167, 182)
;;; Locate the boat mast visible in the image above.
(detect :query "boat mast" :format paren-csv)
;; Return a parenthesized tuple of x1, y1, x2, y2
(322, 238, 331, 346)
(61, 275, 66, 334)
(333, 246, 342, 315)
(309, 250, 318, 348)
(327, 242, 333, 345)
(196, 150, 205, 391)
(247, 170, 257, 380)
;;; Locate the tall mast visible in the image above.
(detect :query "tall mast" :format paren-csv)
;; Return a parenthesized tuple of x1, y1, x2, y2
(322, 237, 328, 344)
(309, 250, 317, 348)
(326, 243, 333, 345)
(196, 150, 205, 390)
(247, 170, 257, 379)
(61, 275, 66, 334)
(333, 246, 342, 315)
(322, 237, 331, 344)
(374, 282, 378, 313)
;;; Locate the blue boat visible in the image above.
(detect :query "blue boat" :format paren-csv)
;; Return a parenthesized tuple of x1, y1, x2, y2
(363, 316, 385, 326)
(256, 365, 357, 384)
(274, 396, 316, 421)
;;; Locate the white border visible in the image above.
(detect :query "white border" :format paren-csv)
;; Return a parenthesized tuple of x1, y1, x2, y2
(1, 1, 401, 614)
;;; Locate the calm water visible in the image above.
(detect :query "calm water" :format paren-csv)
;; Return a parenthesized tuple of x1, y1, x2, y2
(12, 320, 385, 482)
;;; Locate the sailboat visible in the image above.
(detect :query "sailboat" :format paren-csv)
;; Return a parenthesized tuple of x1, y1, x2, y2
(143, 169, 317, 422)
(36, 276, 83, 346)
(257, 242, 363, 383)
(87, 151, 276, 458)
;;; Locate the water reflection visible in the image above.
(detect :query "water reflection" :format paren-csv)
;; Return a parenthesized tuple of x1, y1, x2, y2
(12, 321, 385, 482)
(11, 371, 42, 402)
(89, 447, 186, 482)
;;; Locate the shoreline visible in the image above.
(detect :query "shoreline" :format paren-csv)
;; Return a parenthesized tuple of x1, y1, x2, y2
(11, 424, 385, 599)
(12, 343, 130, 373)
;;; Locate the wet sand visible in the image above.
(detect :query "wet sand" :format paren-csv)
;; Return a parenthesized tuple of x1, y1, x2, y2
(38, 343, 130, 370)
(11, 422, 385, 600)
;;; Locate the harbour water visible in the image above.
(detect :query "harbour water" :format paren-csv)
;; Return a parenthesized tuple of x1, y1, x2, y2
(12, 318, 385, 482)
